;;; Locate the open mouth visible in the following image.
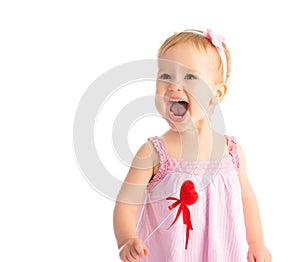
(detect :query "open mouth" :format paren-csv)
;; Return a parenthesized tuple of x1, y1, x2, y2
(169, 98, 189, 121)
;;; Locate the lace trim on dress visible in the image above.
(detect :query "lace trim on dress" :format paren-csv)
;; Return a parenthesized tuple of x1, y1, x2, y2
(147, 136, 170, 185)
(225, 135, 240, 171)
(168, 156, 234, 175)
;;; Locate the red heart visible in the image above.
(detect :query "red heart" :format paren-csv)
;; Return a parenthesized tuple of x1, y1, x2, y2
(166, 180, 199, 249)
(180, 180, 198, 205)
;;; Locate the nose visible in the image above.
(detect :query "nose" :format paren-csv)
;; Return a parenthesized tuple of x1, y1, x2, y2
(168, 83, 183, 92)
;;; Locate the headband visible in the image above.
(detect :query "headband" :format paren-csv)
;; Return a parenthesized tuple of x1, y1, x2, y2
(184, 29, 227, 82)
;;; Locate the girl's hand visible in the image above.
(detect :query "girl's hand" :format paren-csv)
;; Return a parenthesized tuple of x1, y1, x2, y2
(119, 238, 149, 262)
(247, 243, 272, 262)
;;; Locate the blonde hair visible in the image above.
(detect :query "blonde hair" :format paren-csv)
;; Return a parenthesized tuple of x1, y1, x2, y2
(157, 30, 231, 84)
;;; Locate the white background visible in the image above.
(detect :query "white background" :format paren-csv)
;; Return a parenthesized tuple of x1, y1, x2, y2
(1, 0, 299, 261)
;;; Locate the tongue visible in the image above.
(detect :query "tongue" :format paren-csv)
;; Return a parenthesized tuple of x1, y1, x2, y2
(171, 102, 187, 116)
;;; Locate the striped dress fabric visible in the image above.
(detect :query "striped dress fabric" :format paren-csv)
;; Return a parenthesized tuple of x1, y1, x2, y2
(136, 136, 248, 262)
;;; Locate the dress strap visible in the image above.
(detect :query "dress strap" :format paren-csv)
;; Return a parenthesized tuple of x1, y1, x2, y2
(225, 135, 240, 171)
(147, 136, 169, 184)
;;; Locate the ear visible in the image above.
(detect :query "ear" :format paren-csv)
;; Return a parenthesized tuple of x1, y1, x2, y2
(214, 82, 227, 103)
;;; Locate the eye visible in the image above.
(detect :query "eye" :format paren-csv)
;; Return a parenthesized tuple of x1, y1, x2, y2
(184, 74, 198, 80)
(158, 73, 171, 80)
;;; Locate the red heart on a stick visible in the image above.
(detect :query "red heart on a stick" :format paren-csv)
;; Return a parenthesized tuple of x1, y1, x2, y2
(166, 180, 199, 249)
(180, 180, 198, 205)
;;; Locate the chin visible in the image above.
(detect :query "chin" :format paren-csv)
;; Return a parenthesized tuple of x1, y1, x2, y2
(165, 115, 197, 133)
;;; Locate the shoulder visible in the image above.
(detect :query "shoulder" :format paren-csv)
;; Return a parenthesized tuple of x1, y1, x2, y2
(135, 140, 153, 158)
(232, 139, 247, 176)
(226, 136, 245, 159)
(236, 141, 246, 169)
(131, 139, 160, 170)
(226, 135, 247, 171)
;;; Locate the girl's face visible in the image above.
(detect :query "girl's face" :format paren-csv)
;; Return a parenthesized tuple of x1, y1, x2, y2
(156, 41, 225, 131)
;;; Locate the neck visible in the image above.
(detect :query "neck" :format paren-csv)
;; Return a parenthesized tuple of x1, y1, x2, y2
(179, 117, 213, 138)
(167, 119, 214, 160)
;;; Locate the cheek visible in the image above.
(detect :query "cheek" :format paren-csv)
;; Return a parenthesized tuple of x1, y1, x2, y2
(156, 80, 167, 93)
(187, 91, 215, 120)
(188, 100, 204, 119)
(155, 95, 164, 113)
(188, 92, 212, 112)
(155, 81, 167, 112)
(184, 79, 214, 110)
(155, 92, 167, 117)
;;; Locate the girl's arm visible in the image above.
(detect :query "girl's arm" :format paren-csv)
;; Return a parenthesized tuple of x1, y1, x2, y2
(113, 141, 156, 260)
(237, 143, 272, 261)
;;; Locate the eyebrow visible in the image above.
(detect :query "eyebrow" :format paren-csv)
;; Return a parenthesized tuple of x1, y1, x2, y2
(157, 69, 169, 76)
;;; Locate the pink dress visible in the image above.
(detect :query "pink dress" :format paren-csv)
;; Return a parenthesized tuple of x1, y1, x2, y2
(136, 135, 248, 261)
